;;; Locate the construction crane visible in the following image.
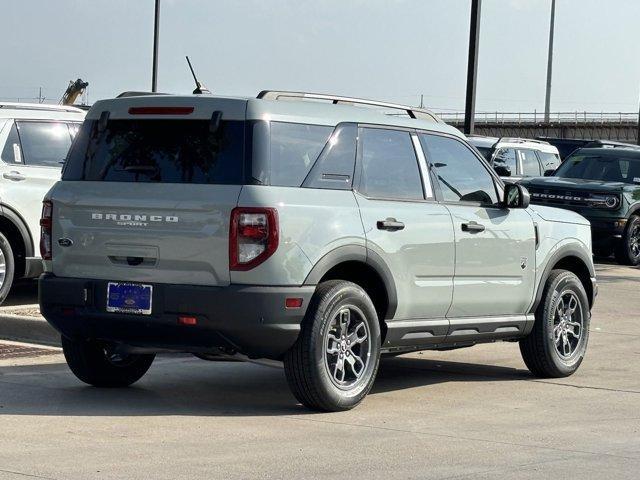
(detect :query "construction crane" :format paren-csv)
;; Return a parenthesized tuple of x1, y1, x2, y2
(60, 78, 89, 105)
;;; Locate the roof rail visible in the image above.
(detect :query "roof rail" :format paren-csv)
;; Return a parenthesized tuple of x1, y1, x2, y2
(257, 90, 441, 122)
(496, 137, 551, 145)
(584, 139, 640, 150)
(0, 102, 84, 113)
(116, 91, 170, 98)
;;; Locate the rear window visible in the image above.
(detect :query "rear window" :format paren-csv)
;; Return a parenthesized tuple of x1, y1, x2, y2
(63, 119, 244, 184)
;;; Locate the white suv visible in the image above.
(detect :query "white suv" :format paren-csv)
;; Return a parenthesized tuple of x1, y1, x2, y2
(0, 102, 85, 303)
(467, 136, 561, 181)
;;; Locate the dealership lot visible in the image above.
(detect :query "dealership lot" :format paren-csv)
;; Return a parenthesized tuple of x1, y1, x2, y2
(0, 261, 638, 480)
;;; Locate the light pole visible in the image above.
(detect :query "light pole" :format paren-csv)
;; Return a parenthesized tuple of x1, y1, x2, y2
(544, 0, 556, 123)
(152, 0, 160, 92)
(464, 0, 482, 135)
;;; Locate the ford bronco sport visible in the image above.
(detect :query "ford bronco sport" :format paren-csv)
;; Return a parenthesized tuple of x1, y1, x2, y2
(39, 91, 596, 411)
(521, 142, 640, 265)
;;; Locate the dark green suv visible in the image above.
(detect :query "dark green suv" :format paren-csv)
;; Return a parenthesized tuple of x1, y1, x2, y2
(520, 144, 640, 265)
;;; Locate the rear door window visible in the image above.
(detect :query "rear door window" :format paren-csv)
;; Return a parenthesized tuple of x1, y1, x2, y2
(358, 128, 424, 200)
(63, 119, 245, 184)
(16, 121, 74, 167)
(537, 151, 560, 172)
(519, 149, 542, 176)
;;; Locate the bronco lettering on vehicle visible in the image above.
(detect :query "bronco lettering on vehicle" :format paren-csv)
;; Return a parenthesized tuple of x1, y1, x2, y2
(91, 213, 179, 227)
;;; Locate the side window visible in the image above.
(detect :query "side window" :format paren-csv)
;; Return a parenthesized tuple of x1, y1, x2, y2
(492, 148, 517, 176)
(269, 122, 333, 187)
(537, 151, 560, 172)
(16, 121, 73, 167)
(519, 149, 542, 176)
(358, 128, 424, 200)
(303, 124, 357, 190)
(1, 123, 23, 164)
(420, 133, 498, 205)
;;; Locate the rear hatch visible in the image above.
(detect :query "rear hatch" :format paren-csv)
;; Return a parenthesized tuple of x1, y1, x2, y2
(49, 95, 248, 286)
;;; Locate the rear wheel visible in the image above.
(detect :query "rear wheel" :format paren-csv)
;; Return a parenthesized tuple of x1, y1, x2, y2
(284, 280, 381, 411)
(0, 232, 15, 305)
(62, 336, 155, 387)
(614, 215, 640, 266)
(520, 270, 590, 377)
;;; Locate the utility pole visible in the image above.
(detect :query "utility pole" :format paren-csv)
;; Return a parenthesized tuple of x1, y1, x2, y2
(152, 0, 160, 92)
(544, 0, 556, 123)
(464, 0, 482, 135)
(637, 95, 640, 146)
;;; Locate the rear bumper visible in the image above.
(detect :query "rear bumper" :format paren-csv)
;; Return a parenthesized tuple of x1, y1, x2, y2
(39, 274, 315, 359)
(24, 257, 44, 279)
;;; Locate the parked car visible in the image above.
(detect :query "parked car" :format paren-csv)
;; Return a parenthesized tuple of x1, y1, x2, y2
(520, 143, 640, 265)
(39, 91, 596, 411)
(0, 102, 85, 303)
(467, 136, 561, 181)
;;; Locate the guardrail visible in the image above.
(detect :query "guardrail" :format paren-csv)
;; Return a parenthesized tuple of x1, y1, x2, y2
(438, 112, 639, 125)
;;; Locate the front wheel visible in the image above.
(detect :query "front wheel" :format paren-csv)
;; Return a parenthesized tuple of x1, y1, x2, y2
(520, 270, 590, 378)
(62, 336, 155, 387)
(614, 215, 640, 266)
(284, 280, 381, 411)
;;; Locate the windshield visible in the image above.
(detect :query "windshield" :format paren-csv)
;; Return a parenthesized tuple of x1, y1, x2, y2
(553, 153, 640, 184)
(473, 146, 493, 162)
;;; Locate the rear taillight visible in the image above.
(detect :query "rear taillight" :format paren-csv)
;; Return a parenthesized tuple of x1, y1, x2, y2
(229, 207, 278, 271)
(40, 200, 53, 260)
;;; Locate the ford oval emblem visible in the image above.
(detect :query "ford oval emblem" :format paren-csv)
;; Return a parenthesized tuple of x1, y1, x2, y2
(58, 238, 73, 247)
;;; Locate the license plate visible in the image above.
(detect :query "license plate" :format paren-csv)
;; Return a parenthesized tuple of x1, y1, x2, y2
(106, 282, 153, 315)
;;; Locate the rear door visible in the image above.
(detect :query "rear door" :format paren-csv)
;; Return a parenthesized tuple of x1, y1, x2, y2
(51, 100, 247, 286)
(0, 120, 75, 242)
(355, 126, 455, 339)
(420, 133, 536, 319)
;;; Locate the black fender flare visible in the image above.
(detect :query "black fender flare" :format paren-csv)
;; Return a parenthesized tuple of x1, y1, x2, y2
(0, 204, 34, 257)
(303, 244, 398, 320)
(530, 244, 595, 315)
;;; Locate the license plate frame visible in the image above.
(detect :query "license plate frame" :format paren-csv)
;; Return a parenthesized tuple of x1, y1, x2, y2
(106, 282, 153, 315)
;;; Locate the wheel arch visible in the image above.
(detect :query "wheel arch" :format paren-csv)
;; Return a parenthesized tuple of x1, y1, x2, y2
(303, 245, 398, 339)
(531, 246, 595, 314)
(0, 204, 34, 279)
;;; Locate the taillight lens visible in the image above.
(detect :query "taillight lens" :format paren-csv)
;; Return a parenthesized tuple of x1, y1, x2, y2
(40, 200, 53, 260)
(229, 207, 278, 271)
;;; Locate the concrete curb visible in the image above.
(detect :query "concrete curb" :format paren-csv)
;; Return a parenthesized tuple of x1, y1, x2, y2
(0, 313, 60, 347)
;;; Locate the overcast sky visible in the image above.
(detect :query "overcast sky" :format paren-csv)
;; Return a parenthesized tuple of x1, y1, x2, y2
(2, 0, 639, 113)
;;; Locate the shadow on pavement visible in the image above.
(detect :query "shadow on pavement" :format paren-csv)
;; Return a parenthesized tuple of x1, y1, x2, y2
(0, 354, 530, 417)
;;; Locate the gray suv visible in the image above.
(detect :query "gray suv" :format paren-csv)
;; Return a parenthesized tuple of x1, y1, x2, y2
(39, 91, 596, 411)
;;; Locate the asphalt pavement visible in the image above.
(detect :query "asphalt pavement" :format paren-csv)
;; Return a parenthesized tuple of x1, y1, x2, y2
(0, 262, 638, 479)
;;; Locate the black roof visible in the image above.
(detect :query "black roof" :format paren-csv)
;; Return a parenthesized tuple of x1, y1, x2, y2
(572, 146, 640, 158)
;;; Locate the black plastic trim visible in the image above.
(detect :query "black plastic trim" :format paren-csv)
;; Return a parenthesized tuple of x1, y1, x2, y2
(0, 203, 34, 257)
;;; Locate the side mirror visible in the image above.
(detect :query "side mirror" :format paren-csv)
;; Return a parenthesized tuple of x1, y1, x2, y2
(504, 183, 530, 209)
(494, 165, 511, 177)
(543, 169, 555, 177)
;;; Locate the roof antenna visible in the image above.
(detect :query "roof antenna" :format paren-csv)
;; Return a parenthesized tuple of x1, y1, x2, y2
(185, 56, 210, 95)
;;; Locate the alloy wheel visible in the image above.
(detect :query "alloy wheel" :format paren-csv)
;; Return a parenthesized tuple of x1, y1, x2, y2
(323, 307, 371, 389)
(553, 290, 584, 358)
(0, 249, 5, 290)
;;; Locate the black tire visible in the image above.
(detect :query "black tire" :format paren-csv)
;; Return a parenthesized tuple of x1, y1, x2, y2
(520, 270, 590, 378)
(614, 215, 640, 266)
(0, 232, 15, 306)
(284, 280, 381, 412)
(62, 336, 155, 387)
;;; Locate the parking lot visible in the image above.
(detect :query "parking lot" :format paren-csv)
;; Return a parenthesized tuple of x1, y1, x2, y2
(0, 260, 637, 480)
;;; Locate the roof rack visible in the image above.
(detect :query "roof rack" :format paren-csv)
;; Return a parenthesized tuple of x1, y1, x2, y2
(257, 90, 441, 122)
(495, 137, 551, 145)
(116, 91, 170, 98)
(584, 140, 640, 150)
(0, 102, 84, 113)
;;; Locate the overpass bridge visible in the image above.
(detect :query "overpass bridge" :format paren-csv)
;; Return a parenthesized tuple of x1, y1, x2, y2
(440, 112, 638, 144)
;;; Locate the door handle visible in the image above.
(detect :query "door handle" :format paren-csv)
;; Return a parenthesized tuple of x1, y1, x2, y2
(3, 171, 25, 181)
(461, 221, 485, 233)
(377, 218, 405, 231)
